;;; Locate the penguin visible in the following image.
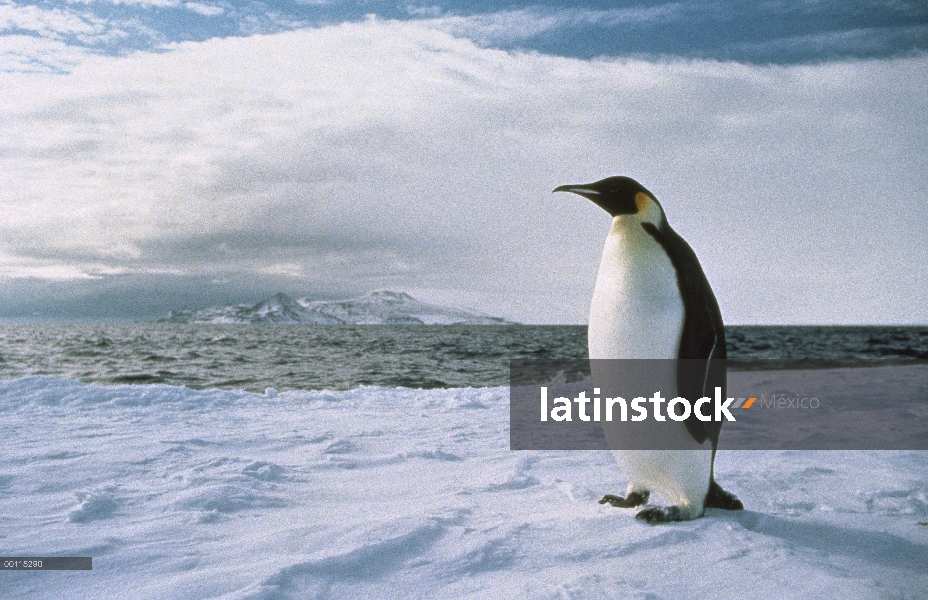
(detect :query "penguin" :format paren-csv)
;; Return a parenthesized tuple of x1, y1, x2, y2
(554, 176, 743, 523)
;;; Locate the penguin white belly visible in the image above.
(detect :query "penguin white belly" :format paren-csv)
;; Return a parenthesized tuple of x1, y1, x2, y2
(588, 218, 683, 361)
(589, 218, 711, 517)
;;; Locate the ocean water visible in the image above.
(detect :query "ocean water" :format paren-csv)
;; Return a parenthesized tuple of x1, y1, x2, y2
(0, 324, 926, 391)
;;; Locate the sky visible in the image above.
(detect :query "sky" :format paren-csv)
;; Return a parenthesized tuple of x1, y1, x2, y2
(1, 1, 926, 324)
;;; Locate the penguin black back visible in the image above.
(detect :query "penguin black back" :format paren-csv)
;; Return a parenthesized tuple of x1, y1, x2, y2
(640, 220, 726, 448)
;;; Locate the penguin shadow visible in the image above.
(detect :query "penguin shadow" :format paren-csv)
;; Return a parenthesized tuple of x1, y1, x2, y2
(717, 509, 928, 571)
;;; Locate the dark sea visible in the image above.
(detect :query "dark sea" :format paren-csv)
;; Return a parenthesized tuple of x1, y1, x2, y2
(1, 324, 927, 391)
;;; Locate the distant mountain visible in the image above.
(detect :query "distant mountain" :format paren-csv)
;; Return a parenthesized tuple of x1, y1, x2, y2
(157, 290, 514, 325)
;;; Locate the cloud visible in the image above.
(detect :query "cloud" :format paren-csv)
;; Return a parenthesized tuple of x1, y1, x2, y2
(3, 1, 925, 76)
(0, 0, 135, 50)
(418, 2, 928, 63)
(423, 5, 691, 46)
(1, 19, 926, 323)
(0, 1, 111, 39)
(0, 1, 136, 73)
(184, 3, 224, 17)
(86, 1, 182, 7)
(0, 32, 94, 73)
(722, 23, 928, 62)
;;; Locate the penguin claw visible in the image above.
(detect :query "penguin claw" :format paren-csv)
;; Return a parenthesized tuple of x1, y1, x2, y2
(635, 506, 683, 524)
(599, 490, 649, 508)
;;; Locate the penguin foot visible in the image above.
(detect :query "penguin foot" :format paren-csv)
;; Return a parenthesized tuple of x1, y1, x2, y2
(635, 506, 684, 524)
(599, 490, 649, 508)
(704, 480, 743, 510)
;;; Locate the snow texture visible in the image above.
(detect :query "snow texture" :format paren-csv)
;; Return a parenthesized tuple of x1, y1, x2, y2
(1, 375, 927, 599)
(158, 291, 513, 325)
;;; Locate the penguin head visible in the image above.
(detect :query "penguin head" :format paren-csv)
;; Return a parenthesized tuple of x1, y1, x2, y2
(553, 176, 664, 226)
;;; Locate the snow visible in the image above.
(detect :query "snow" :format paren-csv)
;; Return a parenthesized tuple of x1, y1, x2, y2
(1, 375, 927, 599)
(158, 291, 513, 325)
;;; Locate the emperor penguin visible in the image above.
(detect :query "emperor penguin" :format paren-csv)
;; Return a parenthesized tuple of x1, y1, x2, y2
(554, 176, 743, 523)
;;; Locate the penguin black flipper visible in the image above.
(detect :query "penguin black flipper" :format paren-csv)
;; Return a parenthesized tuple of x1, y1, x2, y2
(641, 221, 742, 511)
(639, 222, 726, 449)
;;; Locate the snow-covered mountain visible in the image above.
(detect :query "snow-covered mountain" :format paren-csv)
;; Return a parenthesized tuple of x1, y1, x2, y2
(157, 290, 514, 325)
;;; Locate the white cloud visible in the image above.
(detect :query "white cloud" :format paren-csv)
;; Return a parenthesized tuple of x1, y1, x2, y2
(424, 5, 690, 46)
(725, 23, 928, 59)
(184, 2, 224, 17)
(0, 1, 132, 73)
(0, 33, 92, 73)
(0, 1, 122, 41)
(1, 19, 926, 323)
(86, 1, 182, 7)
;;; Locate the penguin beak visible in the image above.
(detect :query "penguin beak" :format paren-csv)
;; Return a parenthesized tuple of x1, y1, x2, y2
(552, 184, 601, 201)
